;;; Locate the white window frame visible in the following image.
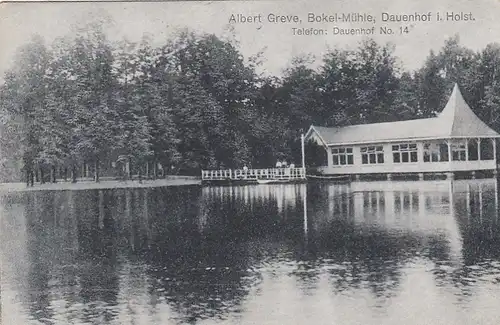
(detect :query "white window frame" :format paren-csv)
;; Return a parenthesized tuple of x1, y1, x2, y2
(332, 147, 354, 166)
(392, 143, 418, 163)
(360, 145, 384, 164)
(451, 140, 467, 161)
(423, 143, 440, 162)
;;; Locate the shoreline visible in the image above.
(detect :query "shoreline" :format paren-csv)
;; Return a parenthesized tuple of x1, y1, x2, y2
(0, 177, 201, 193)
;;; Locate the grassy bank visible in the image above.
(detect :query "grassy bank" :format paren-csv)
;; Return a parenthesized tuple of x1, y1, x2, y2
(0, 176, 201, 193)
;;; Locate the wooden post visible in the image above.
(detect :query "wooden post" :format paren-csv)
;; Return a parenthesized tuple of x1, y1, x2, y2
(492, 138, 497, 163)
(478, 138, 482, 161)
(465, 139, 469, 161)
(301, 133, 306, 178)
(495, 180, 499, 222)
(447, 140, 452, 162)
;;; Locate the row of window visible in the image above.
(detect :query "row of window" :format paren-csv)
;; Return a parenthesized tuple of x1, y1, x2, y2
(332, 142, 494, 166)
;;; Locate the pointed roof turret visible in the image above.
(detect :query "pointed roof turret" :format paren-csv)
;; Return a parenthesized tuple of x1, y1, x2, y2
(438, 83, 499, 137)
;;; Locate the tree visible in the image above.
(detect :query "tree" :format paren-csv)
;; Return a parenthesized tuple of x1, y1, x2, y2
(66, 23, 118, 182)
(1, 35, 51, 185)
(113, 39, 154, 181)
(391, 71, 422, 119)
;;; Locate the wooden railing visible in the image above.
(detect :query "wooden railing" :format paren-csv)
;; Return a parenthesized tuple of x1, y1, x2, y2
(201, 168, 306, 181)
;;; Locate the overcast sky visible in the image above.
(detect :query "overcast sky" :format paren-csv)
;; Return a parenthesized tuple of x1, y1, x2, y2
(0, 0, 499, 77)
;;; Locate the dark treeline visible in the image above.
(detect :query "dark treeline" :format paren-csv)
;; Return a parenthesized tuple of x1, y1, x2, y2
(2, 20, 500, 183)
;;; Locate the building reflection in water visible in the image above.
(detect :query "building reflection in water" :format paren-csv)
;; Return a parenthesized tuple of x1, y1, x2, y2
(311, 179, 500, 303)
(2, 179, 500, 325)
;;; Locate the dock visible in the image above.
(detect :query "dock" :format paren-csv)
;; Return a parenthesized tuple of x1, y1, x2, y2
(201, 168, 306, 185)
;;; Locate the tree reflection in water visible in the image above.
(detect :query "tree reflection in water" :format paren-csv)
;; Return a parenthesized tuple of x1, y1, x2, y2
(2, 179, 500, 324)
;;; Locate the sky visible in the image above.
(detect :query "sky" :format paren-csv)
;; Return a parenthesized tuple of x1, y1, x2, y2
(1, 0, 500, 77)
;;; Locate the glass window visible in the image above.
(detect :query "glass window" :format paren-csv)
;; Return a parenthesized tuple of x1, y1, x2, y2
(423, 150, 430, 162)
(402, 152, 409, 162)
(410, 151, 418, 162)
(332, 147, 354, 166)
(451, 140, 467, 161)
(423, 142, 450, 162)
(362, 154, 368, 164)
(439, 144, 449, 161)
(393, 143, 418, 163)
(480, 138, 494, 160)
(361, 146, 384, 164)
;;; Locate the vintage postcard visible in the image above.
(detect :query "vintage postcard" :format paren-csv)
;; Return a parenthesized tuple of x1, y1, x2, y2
(1, 0, 500, 324)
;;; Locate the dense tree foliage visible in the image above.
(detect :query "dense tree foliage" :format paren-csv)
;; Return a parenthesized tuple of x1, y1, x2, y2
(2, 26, 500, 184)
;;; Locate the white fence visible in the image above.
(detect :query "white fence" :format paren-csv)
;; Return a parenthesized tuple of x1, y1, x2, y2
(201, 168, 306, 181)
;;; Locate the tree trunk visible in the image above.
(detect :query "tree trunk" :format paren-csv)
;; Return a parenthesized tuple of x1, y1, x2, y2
(71, 165, 77, 183)
(29, 171, 34, 187)
(63, 167, 68, 181)
(40, 167, 45, 184)
(145, 162, 149, 179)
(25, 168, 30, 187)
(126, 159, 131, 180)
(50, 165, 56, 183)
(138, 165, 143, 184)
(94, 159, 100, 183)
(35, 168, 39, 183)
(153, 160, 157, 180)
(122, 163, 127, 181)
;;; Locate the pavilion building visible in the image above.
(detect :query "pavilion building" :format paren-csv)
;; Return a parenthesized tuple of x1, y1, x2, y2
(304, 84, 500, 180)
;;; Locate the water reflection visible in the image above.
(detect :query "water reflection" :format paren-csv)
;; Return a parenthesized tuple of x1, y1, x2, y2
(2, 179, 500, 324)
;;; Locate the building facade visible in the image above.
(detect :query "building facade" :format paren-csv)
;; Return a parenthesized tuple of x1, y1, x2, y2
(305, 84, 500, 178)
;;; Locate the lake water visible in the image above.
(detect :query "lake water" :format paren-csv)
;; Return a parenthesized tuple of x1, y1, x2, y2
(2, 179, 500, 325)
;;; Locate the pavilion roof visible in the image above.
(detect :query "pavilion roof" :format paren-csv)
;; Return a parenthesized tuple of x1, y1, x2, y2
(307, 84, 500, 146)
